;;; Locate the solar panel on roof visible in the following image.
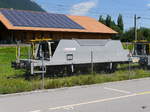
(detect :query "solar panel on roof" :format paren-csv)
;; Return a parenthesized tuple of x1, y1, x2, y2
(0, 9, 85, 29)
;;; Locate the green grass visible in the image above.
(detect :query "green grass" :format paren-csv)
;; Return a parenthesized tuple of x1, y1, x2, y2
(0, 47, 28, 77)
(0, 46, 150, 94)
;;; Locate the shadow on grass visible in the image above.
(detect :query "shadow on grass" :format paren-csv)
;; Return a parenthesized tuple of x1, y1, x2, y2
(6, 63, 147, 81)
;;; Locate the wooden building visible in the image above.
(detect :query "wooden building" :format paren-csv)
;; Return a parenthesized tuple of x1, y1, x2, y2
(0, 9, 117, 43)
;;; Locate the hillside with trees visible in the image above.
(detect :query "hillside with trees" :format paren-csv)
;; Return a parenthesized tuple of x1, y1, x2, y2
(0, 0, 44, 12)
(99, 14, 150, 42)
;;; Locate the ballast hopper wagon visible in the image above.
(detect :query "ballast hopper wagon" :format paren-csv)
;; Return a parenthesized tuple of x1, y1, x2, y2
(12, 39, 129, 75)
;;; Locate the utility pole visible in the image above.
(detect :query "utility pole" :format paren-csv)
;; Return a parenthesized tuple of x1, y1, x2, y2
(134, 14, 141, 41)
(134, 14, 141, 55)
(134, 14, 137, 42)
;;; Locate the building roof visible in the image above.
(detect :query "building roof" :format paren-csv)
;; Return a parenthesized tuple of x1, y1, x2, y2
(0, 9, 117, 34)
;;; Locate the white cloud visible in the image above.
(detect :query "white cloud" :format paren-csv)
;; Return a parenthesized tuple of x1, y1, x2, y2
(70, 0, 98, 16)
(147, 3, 150, 7)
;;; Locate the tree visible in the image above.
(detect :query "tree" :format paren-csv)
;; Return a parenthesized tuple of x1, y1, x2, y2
(105, 15, 112, 27)
(98, 14, 150, 42)
(98, 15, 106, 25)
(121, 27, 150, 42)
(98, 14, 126, 40)
(121, 28, 135, 42)
(139, 28, 150, 41)
(117, 14, 124, 33)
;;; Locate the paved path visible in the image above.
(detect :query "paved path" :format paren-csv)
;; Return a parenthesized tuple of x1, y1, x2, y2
(1, 78, 150, 112)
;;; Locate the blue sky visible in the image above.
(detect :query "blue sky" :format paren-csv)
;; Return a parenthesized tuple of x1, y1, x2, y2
(35, 0, 150, 30)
